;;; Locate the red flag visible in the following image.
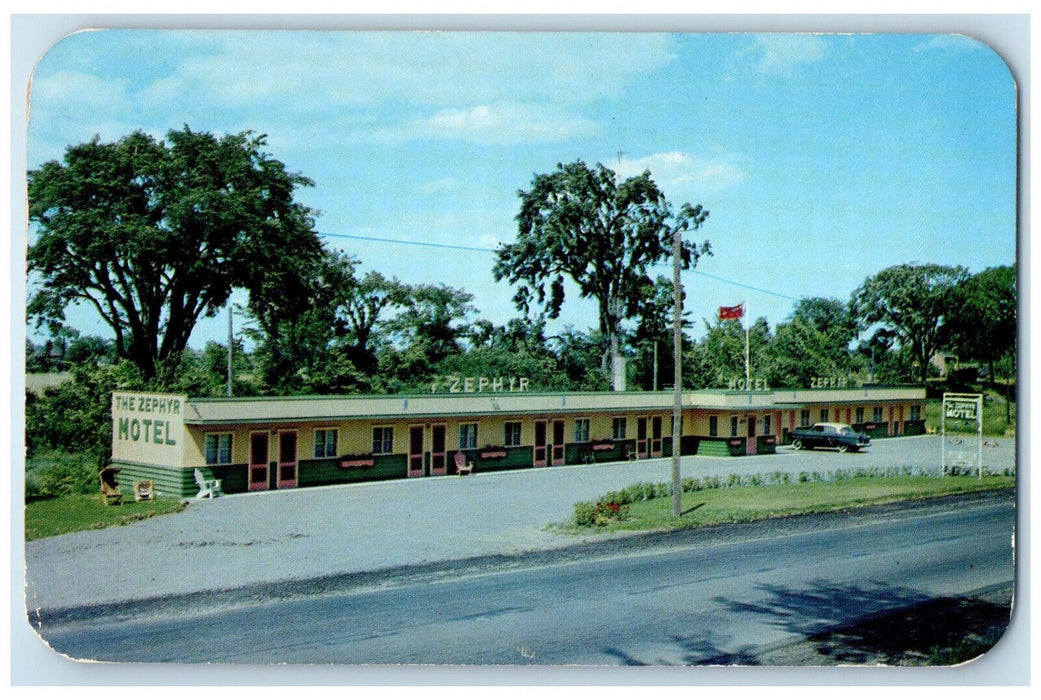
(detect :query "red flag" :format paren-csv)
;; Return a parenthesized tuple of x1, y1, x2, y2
(718, 303, 744, 321)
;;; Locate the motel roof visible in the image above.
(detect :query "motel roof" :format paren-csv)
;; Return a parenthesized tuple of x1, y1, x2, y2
(176, 386, 926, 426)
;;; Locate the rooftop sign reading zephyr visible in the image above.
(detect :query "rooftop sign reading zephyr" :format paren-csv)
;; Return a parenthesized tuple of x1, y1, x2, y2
(431, 375, 530, 394)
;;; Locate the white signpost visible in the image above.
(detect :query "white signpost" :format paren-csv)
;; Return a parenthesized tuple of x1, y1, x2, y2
(941, 392, 983, 479)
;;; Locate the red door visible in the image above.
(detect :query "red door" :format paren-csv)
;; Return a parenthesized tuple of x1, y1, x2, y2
(249, 432, 270, 491)
(277, 431, 298, 489)
(746, 415, 757, 456)
(430, 424, 447, 475)
(408, 425, 425, 477)
(636, 417, 648, 458)
(551, 420, 565, 466)
(533, 421, 547, 467)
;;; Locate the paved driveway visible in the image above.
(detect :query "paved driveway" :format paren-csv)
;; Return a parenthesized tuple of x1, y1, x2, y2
(22, 435, 1016, 612)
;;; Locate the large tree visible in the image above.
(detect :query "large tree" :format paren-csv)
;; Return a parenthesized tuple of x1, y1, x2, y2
(769, 297, 857, 387)
(849, 263, 969, 385)
(628, 275, 690, 390)
(28, 127, 324, 379)
(379, 283, 476, 390)
(946, 265, 1017, 381)
(493, 160, 710, 383)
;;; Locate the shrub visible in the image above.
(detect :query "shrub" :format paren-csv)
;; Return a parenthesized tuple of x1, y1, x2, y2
(26, 455, 97, 501)
(574, 500, 629, 527)
(574, 501, 598, 527)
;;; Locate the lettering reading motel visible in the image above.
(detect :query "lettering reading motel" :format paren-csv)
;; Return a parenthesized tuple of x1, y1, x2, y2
(945, 402, 978, 420)
(727, 378, 771, 391)
(117, 417, 177, 446)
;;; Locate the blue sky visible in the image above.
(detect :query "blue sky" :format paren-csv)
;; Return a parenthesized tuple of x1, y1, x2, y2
(25, 29, 1017, 348)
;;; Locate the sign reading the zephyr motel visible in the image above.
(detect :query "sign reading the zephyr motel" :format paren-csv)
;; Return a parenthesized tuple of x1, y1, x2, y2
(944, 400, 979, 420)
(111, 392, 187, 466)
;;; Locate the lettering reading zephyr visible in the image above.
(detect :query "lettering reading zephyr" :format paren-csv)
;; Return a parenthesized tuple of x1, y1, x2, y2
(431, 375, 531, 394)
(114, 394, 181, 415)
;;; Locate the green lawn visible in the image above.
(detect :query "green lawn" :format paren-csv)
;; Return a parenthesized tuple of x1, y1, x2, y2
(565, 475, 1014, 534)
(25, 495, 189, 541)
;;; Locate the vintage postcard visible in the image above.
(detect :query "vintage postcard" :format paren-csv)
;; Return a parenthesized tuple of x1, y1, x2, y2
(17, 18, 1021, 682)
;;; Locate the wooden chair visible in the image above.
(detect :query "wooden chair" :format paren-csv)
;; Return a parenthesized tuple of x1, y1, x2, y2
(133, 480, 155, 502)
(99, 467, 123, 506)
(194, 468, 224, 499)
(454, 452, 473, 476)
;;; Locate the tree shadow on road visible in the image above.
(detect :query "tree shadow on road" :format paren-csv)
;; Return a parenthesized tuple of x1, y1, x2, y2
(603, 580, 1012, 666)
(708, 579, 1013, 666)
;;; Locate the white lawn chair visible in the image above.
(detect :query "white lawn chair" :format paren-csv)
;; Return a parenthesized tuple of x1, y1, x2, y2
(194, 468, 223, 499)
(454, 452, 473, 476)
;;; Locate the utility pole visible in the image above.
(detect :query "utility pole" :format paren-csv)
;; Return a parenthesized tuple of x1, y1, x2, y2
(227, 304, 233, 398)
(653, 341, 659, 391)
(671, 226, 683, 517)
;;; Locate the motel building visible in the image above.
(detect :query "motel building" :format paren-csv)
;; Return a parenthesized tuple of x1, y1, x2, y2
(109, 378, 927, 499)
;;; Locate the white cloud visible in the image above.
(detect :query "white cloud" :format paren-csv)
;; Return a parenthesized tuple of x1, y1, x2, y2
(913, 34, 988, 54)
(29, 31, 674, 155)
(420, 177, 461, 196)
(27, 69, 143, 162)
(745, 34, 827, 75)
(614, 151, 745, 197)
(110, 31, 675, 114)
(376, 102, 601, 144)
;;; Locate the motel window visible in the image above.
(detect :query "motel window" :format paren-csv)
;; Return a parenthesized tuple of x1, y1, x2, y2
(856, 407, 865, 425)
(459, 423, 478, 450)
(820, 409, 830, 422)
(372, 426, 394, 455)
(910, 405, 922, 421)
(873, 407, 884, 423)
(204, 433, 233, 465)
(314, 429, 338, 459)
(709, 416, 718, 437)
(763, 415, 771, 436)
(504, 421, 522, 447)
(730, 416, 739, 437)
(800, 409, 810, 427)
(612, 417, 627, 440)
(574, 419, 590, 443)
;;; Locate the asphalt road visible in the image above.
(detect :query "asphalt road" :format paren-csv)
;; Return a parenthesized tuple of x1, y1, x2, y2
(39, 491, 1015, 665)
(24, 435, 1016, 614)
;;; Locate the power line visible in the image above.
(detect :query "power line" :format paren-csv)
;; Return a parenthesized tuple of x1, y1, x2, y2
(319, 231, 496, 254)
(317, 230, 800, 302)
(687, 269, 800, 302)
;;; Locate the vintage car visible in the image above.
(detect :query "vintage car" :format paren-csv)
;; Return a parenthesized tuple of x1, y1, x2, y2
(789, 422, 870, 453)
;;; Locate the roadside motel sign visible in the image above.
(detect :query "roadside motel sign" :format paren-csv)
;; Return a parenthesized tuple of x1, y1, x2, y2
(941, 392, 983, 479)
(111, 391, 187, 467)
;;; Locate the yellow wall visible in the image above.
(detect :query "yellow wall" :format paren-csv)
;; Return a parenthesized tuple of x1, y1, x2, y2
(178, 399, 925, 467)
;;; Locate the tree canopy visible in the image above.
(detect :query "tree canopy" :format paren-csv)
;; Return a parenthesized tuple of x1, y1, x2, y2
(945, 265, 1017, 377)
(770, 297, 858, 387)
(28, 127, 324, 379)
(493, 160, 710, 380)
(849, 263, 969, 384)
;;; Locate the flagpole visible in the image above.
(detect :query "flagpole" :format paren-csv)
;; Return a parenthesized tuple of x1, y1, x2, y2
(744, 300, 750, 391)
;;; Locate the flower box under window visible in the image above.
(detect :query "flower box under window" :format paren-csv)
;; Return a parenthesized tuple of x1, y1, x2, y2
(339, 455, 375, 469)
